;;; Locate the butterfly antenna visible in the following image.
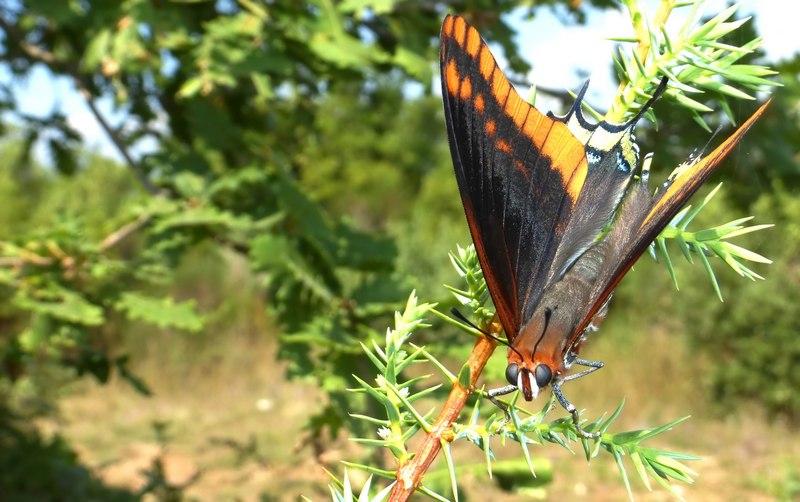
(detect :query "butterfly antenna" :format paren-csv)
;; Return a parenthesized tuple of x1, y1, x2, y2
(450, 307, 493, 336)
(450, 307, 520, 355)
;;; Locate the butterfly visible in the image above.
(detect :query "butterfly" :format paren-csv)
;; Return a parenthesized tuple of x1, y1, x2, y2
(440, 14, 769, 437)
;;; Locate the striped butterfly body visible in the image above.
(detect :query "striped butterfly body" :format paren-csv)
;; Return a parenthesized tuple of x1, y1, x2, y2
(440, 14, 768, 437)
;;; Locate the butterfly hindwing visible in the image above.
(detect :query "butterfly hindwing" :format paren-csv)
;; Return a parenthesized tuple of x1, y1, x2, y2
(571, 101, 771, 343)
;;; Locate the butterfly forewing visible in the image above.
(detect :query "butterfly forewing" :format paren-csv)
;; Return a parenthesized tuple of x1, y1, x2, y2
(440, 15, 590, 341)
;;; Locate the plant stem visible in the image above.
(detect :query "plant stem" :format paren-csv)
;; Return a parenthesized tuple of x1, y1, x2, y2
(388, 325, 499, 500)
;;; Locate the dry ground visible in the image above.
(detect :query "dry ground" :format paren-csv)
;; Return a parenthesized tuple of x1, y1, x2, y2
(40, 321, 799, 501)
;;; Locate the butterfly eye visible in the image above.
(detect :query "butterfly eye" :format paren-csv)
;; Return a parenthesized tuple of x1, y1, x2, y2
(534, 364, 552, 387)
(505, 363, 519, 385)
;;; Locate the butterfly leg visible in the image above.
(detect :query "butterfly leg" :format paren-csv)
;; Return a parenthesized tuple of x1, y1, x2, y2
(551, 377, 602, 440)
(562, 358, 604, 383)
(487, 385, 517, 429)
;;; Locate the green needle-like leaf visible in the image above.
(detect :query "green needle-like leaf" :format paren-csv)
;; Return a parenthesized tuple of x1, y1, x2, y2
(442, 442, 459, 502)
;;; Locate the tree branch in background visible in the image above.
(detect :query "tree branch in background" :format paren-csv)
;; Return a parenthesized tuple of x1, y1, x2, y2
(0, 213, 151, 269)
(0, 17, 161, 196)
(99, 213, 152, 251)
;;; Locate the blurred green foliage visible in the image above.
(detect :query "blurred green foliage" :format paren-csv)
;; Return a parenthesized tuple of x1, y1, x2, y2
(0, 0, 797, 498)
(625, 44, 800, 420)
(683, 184, 800, 418)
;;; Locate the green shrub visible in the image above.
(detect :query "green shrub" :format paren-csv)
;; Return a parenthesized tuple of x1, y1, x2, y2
(683, 184, 800, 419)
